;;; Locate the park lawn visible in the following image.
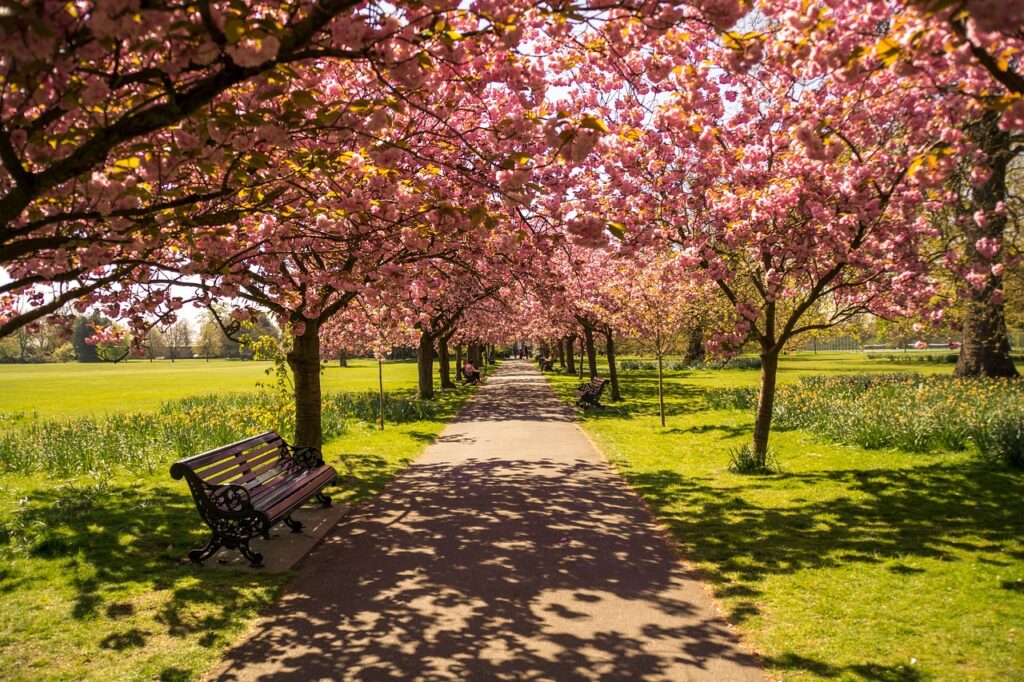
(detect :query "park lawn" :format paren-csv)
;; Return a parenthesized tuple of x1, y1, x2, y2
(0, 366, 474, 681)
(0, 358, 420, 419)
(547, 353, 1024, 681)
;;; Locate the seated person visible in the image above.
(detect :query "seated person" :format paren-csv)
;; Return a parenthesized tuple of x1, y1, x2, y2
(463, 360, 481, 383)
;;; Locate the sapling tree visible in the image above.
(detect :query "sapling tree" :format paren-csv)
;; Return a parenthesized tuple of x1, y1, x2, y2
(607, 255, 701, 426)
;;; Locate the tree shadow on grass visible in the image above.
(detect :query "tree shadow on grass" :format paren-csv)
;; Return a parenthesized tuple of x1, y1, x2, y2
(765, 653, 924, 681)
(629, 463, 1024, 585)
(0, 448, 408, 674)
(620, 461, 1024, 677)
(664, 424, 751, 439)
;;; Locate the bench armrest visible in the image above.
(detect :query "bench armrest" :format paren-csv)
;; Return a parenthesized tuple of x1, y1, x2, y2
(287, 444, 325, 470)
(207, 483, 254, 514)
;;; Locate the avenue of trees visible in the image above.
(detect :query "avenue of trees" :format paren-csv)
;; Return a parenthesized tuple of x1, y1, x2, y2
(1, 0, 1023, 456)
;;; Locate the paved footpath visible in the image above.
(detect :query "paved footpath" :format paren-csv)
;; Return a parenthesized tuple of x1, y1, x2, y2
(213, 360, 763, 681)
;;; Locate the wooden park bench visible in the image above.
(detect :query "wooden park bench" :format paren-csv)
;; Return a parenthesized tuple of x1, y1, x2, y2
(575, 377, 608, 408)
(170, 431, 337, 567)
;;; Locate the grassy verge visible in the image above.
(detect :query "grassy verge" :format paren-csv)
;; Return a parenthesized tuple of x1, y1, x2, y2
(546, 353, 1024, 681)
(0, 358, 416, 419)
(0, 361, 473, 681)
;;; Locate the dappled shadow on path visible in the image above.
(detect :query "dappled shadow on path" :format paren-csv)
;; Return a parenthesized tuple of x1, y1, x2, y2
(215, 456, 762, 680)
(453, 363, 577, 424)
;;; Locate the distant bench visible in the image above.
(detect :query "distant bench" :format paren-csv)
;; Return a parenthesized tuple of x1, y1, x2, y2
(575, 377, 608, 408)
(170, 431, 337, 567)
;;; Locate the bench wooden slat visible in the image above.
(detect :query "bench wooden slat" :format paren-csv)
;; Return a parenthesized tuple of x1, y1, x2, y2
(177, 432, 280, 470)
(202, 443, 286, 485)
(197, 440, 284, 482)
(264, 468, 337, 520)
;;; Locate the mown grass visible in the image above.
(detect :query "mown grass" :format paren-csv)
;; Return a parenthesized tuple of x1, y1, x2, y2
(0, 358, 415, 419)
(0, 360, 474, 681)
(546, 352, 1024, 681)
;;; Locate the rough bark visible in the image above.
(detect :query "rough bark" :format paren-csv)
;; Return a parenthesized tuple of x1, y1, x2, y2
(456, 344, 465, 381)
(603, 328, 622, 401)
(417, 330, 435, 400)
(582, 326, 598, 379)
(954, 113, 1018, 378)
(338, 348, 347, 367)
(565, 335, 576, 375)
(684, 325, 705, 363)
(438, 337, 455, 389)
(287, 321, 323, 449)
(752, 345, 781, 458)
(557, 339, 565, 367)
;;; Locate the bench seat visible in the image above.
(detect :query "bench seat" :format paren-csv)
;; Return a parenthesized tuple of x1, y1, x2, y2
(170, 431, 337, 567)
(575, 377, 608, 408)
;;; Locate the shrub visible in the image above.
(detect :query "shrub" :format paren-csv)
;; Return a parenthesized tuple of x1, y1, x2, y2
(728, 444, 780, 474)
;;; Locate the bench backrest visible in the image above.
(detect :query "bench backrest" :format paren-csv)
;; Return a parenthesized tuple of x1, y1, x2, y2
(170, 431, 294, 494)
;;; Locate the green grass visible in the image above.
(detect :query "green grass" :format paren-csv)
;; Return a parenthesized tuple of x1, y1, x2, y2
(0, 360, 475, 681)
(0, 358, 418, 419)
(547, 352, 1024, 681)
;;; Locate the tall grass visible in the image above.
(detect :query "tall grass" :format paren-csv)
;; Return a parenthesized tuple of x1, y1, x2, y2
(0, 390, 434, 476)
(706, 374, 1024, 466)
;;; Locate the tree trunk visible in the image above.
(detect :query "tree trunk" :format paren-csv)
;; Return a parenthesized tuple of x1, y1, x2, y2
(956, 301, 1018, 376)
(684, 325, 705, 363)
(657, 353, 666, 427)
(752, 345, 780, 457)
(603, 328, 622, 401)
(456, 344, 465, 381)
(557, 339, 565, 367)
(417, 330, 435, 400)
(287, 321, 323, 449)
(954, 113, 1018, 378)
(377, 359, 385, 430)
(438, 337, 455, 389)
(338, 348, 347, 367)
(565, 335, 576, 375)
(583, 326, 598, 379)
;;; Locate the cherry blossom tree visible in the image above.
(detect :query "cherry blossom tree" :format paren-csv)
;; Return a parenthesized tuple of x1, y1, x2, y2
(605, 255, 704, 426)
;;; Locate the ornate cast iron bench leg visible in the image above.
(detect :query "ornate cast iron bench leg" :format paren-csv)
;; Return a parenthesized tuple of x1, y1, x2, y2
(316, 491, 332, 507)
(231, 537, 264, 567)
(283, 515, 303, 533)
(188, 535, 223, 564)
